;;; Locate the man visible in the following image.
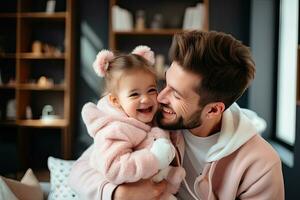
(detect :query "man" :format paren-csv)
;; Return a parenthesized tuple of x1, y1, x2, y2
(69, 31, 284, 200)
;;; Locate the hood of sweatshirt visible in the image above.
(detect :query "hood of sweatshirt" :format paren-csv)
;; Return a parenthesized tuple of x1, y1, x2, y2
(206, 103, 266, 162)
(81, 95, 151, 138)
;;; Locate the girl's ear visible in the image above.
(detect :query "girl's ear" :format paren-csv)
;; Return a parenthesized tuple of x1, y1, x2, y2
(108, 94, 121, 108)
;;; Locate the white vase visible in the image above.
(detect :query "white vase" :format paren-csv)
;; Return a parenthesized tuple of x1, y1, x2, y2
(6, 99, 16, 120)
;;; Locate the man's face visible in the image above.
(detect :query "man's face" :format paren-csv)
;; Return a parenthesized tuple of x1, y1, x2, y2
(156, 61, 203, 130)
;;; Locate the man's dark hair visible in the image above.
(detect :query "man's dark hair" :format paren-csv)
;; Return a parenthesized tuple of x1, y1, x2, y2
(169, 30, 255, 109)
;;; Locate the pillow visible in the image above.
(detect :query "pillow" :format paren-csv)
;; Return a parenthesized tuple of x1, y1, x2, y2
(1, 168, 43, 200)
(47, 156, 79, 200)
(0, 177, 18, 200)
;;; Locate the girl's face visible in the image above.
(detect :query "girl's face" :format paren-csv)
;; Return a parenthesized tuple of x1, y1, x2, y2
(111, 70, 158, 124)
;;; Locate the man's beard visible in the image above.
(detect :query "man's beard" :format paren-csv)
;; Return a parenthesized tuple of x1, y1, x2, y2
(156, 106, 203, 130)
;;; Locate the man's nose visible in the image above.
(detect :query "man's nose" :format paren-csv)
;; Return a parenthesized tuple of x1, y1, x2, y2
(157, 87, 168, 104)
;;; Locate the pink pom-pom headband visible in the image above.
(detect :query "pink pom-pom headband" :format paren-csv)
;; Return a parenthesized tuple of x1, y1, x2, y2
(92, 50, 114, 77)
(132, 45, 155, 65)
(93, 45, 155, 77)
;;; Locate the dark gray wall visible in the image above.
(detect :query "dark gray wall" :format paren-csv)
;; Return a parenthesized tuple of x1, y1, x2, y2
(249, 0, 276, 138)
(73, 0, 108, 156)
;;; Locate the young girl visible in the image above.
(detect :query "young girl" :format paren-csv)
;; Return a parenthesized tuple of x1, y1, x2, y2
(81, 46, 185, 200)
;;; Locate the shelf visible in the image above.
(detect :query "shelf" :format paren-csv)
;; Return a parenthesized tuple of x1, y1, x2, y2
(18, 119, 67, 128)
(0, 120, 16, 126)
(0, 84, 16, 89)
(20, 12, 66, 20)
(0, 53, 16, 59)
(19, 53, 66, 60)
(18, 84, 65, 91)
(0, 13, 17, 18)
(113, 29, 185, 36)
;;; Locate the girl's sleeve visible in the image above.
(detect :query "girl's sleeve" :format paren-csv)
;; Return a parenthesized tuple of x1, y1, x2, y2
(68, 146, 118, 200)
(90, 123, 160, 184)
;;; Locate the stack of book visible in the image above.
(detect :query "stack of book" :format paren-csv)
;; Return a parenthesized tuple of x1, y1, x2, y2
(182, 3, 205, 30)
(112, 5, 133, 31)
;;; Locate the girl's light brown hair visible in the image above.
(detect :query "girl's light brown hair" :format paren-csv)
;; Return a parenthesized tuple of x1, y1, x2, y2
(103, 53, 156, 95)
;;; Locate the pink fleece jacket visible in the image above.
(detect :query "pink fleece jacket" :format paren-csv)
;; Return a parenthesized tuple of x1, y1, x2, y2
(172, 131, 284, 200)
(77, 96, 185, 198)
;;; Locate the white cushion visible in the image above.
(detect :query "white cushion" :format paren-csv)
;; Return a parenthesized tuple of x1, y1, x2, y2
(47, 157, 79, 200)
(0, 177, 18, 200)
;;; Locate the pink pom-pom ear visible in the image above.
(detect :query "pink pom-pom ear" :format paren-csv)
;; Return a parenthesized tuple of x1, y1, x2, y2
(132, 45, 155, 65)
(92, 50, 114, 77)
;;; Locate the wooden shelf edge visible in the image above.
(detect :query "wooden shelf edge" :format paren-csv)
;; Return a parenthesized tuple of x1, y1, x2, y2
(0, 84, 16, 89)
(0, 119, 67, 128)
(18, 84, 65, 91)
(0, 13, 17, 18)
(0, 53, 16, 58)
(113, 29, 185, 35)
(297, 100, 300, 106)
(19, 53, 66, 59)
(18, 119, 67, 128)
(20, 12, 66, 19)
(0, 120, 17, 126)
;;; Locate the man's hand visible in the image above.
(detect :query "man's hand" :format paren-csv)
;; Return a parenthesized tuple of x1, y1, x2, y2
(113, 179, 167, 200)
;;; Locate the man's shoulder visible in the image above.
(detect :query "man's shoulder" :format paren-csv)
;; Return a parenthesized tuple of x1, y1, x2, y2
(231, 134, 281, 167)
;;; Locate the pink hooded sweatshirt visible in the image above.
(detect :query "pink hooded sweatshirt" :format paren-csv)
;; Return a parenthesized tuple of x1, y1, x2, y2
(78, 96, 185, 198)
(69, 101, 284, 200)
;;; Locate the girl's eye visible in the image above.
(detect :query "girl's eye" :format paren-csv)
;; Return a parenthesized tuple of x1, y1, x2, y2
(148, 88, 157, 94)
(129, 93, 139, 97)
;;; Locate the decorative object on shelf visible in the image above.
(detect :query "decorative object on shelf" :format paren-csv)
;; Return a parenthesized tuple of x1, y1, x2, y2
(182, 3, 205, 30)
(135, 10, 146, 31)
(41, 105, 59, 121)
(46, 0, 56, 13)
(7, 78, 16, 86)
(6, 99, 16, 120)
(37, 76, 54, 87)
(43, 43, 63, 57)
(112, 5, 133, 31)
(26, 106, 32, 119)
(32, 40, 43, 55)
(59, 79, 65, 86)
(155, 54, 166, 79)
(151, 13, 163, 29)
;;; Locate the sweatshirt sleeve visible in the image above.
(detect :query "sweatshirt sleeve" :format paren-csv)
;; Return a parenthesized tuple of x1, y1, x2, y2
(81, 102, 108, 138)
(68, 145, 118, 200)
(91, 124, 160, 184)
(239, 161, 285, 200)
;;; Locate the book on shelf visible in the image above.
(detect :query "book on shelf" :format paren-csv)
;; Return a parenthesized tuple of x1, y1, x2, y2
(112, 5, 133, 31)
(183, 3, 205, 30)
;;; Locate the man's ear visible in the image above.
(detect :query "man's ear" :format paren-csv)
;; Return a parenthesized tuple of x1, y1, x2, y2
(108, 94, 121, 108)
(205, 102, 225, 119)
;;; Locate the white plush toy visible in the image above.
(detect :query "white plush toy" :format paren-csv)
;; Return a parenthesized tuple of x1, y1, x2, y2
(150, 138, 178, 200)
